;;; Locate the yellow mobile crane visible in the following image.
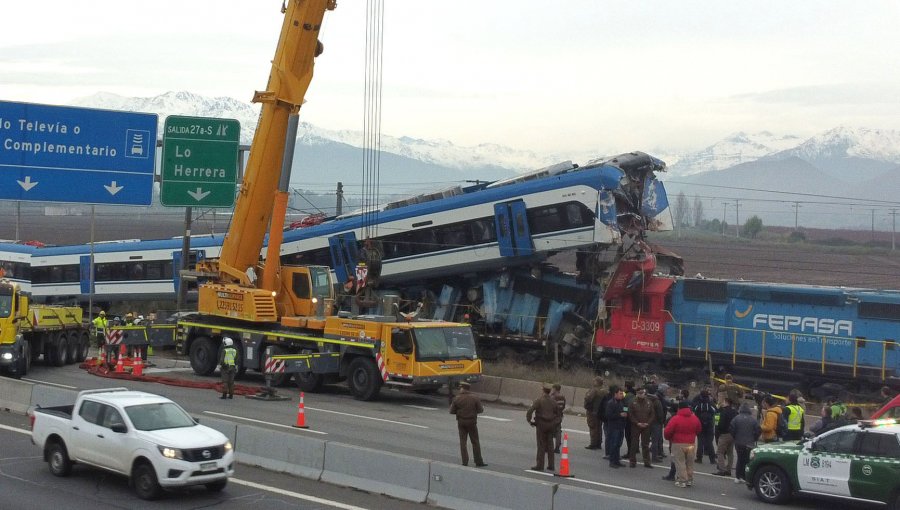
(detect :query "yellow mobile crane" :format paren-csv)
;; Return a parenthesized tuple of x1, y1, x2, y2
(176, 0, 481, 399)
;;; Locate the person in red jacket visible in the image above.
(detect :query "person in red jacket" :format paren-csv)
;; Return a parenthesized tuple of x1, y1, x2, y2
(664, 401, 703, 488)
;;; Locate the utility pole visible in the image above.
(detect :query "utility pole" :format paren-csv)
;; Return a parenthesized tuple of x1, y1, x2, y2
(871, 209, 876, 242)
(722, 202, 728, 236)
(735, 199, 741, 237)
(891, 209, 897, 251)
(335, 182, 344, 216)
(792, 202, 801, 230)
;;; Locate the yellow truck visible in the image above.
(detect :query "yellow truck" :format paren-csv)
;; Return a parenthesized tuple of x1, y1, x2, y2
(176, 0, 481, 399)
(0, 278, 89, 378)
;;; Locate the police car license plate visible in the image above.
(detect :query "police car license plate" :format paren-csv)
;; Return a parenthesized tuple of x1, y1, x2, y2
(200, 462, 217, 471)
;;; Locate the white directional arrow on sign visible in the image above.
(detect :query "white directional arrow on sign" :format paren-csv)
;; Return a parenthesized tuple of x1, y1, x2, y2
(187, 188, 211, 202)
(17, 176, 39, 191)
(104, 181, 124, 195)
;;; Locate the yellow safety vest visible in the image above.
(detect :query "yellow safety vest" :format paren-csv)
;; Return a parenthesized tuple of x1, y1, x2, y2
(786, 404, 804, 430)
(92, 317, 108, 331)
(223, 347, 237, 367)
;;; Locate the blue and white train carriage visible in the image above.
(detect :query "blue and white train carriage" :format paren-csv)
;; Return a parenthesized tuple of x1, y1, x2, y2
(28, 237, 221, 304)
(16, 151, 672, 305)
(279, 151, 672, 285)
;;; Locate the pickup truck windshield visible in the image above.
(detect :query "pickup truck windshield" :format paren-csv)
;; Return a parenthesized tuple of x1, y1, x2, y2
(125, 402, 196, 431)
(413, 326, 477, 361)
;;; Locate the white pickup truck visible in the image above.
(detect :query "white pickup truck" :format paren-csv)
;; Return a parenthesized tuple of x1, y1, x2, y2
(30, 388, 234, 499)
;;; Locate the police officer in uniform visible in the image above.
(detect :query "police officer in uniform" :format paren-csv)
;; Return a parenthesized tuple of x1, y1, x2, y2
(527, 385, 561, 471)
(219, 337, 237, 399)
(449, 381, 486, 467)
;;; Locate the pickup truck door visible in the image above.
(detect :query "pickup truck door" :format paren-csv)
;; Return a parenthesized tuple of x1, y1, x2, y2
(92, 405, 130, 473)
(70, 399, 106, 466)
(850, 430, 900, 503)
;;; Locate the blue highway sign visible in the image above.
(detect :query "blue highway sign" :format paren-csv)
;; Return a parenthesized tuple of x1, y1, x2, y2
(0, 100, 157, 205)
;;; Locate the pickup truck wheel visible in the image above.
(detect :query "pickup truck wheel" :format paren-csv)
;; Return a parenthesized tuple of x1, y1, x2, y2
(133, 462, 162, 500)
(47, 441, 72, 477)
(753, 465, 791, 504)
(205, 479, 228, 492)
(348, 357, 382, 401)
(189, 337, 217, 376)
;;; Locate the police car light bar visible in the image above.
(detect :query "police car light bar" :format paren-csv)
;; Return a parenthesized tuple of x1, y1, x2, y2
(860, 418, 898, 428)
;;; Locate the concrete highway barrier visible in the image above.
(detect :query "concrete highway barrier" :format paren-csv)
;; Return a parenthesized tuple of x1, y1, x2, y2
(235, 425, 325, 480)
(470, 374, 502, 401)
(496, 378, 544, 407)
(321, 441, 430, 503)
(427, 460, 555, 510)
(0, 378, 33, 413)
(195, 415, 237, 444)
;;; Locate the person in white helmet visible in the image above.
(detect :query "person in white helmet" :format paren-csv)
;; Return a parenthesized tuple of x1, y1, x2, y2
(219, 338, 237, 399)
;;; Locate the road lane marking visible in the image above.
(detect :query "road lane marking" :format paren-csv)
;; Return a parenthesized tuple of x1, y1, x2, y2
(524, 469, 737, 510)
(562, 428, 588, 434)
(306, 406, 429, 429)
(403, 404, 437, 411)
(479, 416, 512, 422)
(22, 378, 77, 389)
(203, 411, 328, 435)
(0, 424, 29, 435)
(231, 478, 370, 510)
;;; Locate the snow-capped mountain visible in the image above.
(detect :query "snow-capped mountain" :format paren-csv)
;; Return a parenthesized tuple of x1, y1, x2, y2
(70, 91, 556, 173)
(666, 131, 802, 176)
(778, 126, 900, 163)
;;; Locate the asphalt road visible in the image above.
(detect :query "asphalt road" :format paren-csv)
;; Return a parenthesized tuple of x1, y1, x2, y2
(0, 411, 437, 510)
(10, 361, 875, 510)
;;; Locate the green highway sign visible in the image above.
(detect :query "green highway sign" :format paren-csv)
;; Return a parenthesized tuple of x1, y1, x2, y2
(160, 115, 240, 207)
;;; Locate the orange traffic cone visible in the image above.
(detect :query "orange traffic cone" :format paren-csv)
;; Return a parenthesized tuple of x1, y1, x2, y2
(132, 348, 143, 376)
(115, 344, 126, 373)
(555, 432, 573, 477)
(293, 392, 309, 428)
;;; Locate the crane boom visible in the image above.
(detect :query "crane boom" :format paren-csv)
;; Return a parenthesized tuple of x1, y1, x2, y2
(217, 0, 334, 286)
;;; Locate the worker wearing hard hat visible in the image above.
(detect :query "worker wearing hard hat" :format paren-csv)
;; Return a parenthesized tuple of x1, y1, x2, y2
(125, 312, 135, 325)
(219, 337, 237, 399)
(92, 311, 108, 347)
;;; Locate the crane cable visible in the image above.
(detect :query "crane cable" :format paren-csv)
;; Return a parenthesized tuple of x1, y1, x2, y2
(362, 0, 385, 239)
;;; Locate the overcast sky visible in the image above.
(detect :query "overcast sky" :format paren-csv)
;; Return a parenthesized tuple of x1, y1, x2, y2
(2, 1, 899, 156)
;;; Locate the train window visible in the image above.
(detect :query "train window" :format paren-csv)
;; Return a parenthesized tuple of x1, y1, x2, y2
(49, 266, 63, 283)
(528, 202, 593, 235)
(130, 263, 145, 280)
(439, 224, 469, 248)
(162, 261, 173, 279)
(110, 263, 127, 281)
(859, 302, 900, 321)
(62, 265, 79, 282)
(470, 218, 496, 243)
(144, 262, 163, 280)
(95, 263, 111, 281)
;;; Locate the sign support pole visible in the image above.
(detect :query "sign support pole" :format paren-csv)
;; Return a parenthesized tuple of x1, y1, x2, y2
(176, 207, 192, 310)
(88, 205, 95, 323)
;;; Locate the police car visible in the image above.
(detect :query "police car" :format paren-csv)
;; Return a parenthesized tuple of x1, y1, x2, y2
(746, 419, 900, 508)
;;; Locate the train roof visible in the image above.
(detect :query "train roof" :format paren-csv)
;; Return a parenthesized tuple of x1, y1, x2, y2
(28, 235, 225, 256)
(282, 160, 632, 244)
(0, 242, 36, 254)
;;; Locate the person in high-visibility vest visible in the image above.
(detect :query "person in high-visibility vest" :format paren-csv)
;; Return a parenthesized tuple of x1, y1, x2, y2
(783, 391, 806, 441)
(219, 337, 237, 399)
(91, 311, 108, 347)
